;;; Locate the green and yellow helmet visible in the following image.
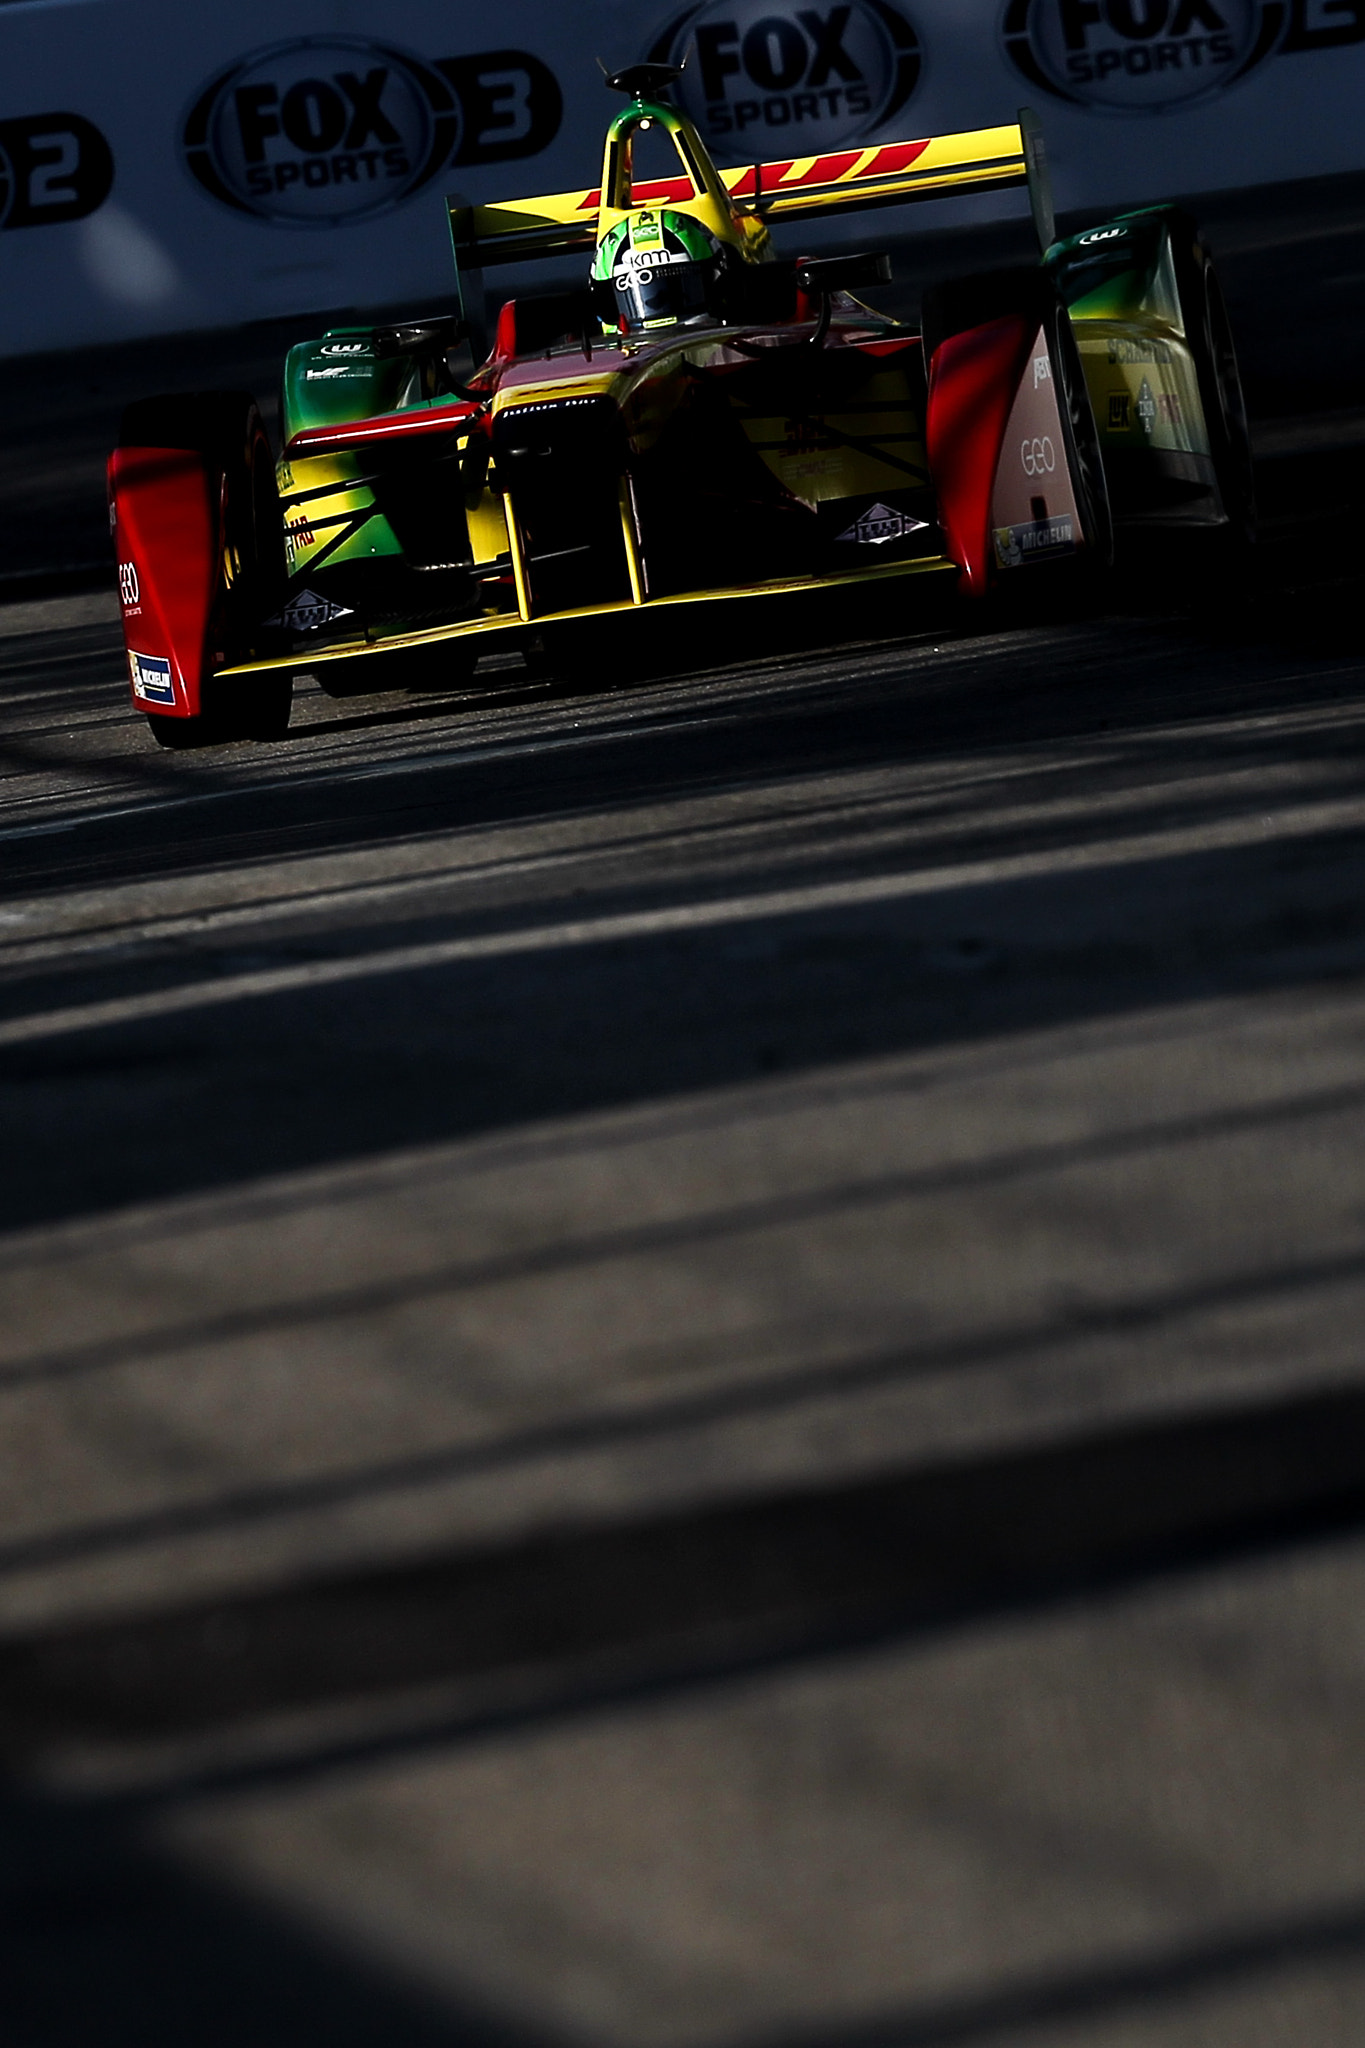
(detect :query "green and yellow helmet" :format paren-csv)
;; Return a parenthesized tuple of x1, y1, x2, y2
(591, 207, 726, 333)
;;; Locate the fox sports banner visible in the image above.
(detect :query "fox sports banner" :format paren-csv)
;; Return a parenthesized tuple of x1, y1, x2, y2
(0, 0, 1361, 354)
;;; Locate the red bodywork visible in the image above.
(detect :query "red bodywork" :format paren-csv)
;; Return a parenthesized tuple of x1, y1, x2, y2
(108, 444, 223, 719)
(924, 314, 1036, 596)
(286, 399, 481, 462)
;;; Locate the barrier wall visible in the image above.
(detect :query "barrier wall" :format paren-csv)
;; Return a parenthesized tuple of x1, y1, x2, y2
(1, 0, 1362, 356)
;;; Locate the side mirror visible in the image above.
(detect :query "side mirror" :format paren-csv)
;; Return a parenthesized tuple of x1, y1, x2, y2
(505, 289, 599, 354)
(373, 313, 466, 358)
(726, 264, 799, 322)
(793, 251, 893, 294)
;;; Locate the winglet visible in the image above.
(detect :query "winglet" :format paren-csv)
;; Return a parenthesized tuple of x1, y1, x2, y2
(1019, 107, 1055, 253)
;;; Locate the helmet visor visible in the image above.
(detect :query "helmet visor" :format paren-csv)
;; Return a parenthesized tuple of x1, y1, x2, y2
(612, 255, 715, 331)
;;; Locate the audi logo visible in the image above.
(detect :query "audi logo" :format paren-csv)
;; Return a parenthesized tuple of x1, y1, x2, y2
(118, 561, 140, 605)
(1021, 436, 1056, 477)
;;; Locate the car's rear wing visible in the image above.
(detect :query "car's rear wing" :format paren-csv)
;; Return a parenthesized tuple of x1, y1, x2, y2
(448, 112, 1054, 278)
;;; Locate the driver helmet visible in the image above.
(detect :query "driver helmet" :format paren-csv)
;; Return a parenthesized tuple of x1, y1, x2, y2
(592, 208, 726, 333)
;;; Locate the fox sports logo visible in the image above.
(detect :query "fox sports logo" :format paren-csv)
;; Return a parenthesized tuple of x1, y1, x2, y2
(183, 37, 458, 224)
(646, 0, 922, 155)
(1002, 0, 1288, 111)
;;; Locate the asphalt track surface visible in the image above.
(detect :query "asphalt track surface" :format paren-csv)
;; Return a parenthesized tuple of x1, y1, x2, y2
(4, 340, 1365, 2041)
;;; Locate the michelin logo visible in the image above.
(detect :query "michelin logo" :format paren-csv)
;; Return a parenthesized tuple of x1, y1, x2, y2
(129, 650, 176, 705)
(993, 515, 1075, 569)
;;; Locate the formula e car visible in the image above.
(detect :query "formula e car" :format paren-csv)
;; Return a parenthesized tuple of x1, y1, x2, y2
(109, 63, 1253, 744)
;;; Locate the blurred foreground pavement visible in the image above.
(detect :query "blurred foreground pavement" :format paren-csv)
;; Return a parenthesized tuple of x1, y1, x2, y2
(3, 456, 1365, 2038)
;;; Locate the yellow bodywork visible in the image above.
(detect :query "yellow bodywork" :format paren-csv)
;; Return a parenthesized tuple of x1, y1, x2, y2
(219, 552, 956, 678)
(449, 112, 1043, 272)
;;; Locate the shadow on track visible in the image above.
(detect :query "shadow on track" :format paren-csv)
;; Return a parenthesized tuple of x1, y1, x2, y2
(4, 787, 1365, 1229)
(5, 1377, 1365, 2043)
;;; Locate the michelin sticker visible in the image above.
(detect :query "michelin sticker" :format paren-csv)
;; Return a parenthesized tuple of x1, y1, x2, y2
(129, 651, 176, 705)
(993, 514, 1075, 567)
(646, 0, 922, 154)
(837, 501, 929, 544)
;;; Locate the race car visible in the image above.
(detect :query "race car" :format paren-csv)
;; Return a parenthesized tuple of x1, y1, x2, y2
(108, 62, 1253, 745)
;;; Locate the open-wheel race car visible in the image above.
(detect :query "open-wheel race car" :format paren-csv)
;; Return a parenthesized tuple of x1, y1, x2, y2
(108, 63, 1254, 744)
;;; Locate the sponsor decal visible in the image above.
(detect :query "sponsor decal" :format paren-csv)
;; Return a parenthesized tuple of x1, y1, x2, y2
(117, 561, 140, 606)
(1136, 375, 1157, 433)
(1032, 352, 1051, 387)
(1107, 336, 1172, 363)
(787, 416, 836, 452)
(503, 397, 604, 415)
(0, 113, 112, 232)
(183, 37, 561, 224)
(267, 588, 355, 632)
(614, 248, 680, 281)
(836, 501, 929, 544)
(304, 365, 373, 379)
(1003, 0, 1365, 113)
(646, 0, 921, 155)
(994, 513, 1076, 567)
(1109, 392, 1130, 429)
(283, 517, 314, 572)
(129, 651, 176, 705)
(1021, 433, 1057, 476)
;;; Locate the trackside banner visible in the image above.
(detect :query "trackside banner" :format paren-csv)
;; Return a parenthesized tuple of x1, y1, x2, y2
(0, 0, 1362, 355)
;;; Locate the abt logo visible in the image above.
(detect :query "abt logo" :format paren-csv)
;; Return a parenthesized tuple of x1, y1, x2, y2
(647, 0, 921, 152)
(1003, 0, 1365, 110)
(183, 37, 561, 224)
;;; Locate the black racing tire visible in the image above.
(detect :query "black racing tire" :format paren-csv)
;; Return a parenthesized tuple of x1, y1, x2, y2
(232, 672, 294, 738)
(145, 712, 203, 750)
(398, 642, 480, 694)
(922, 267, 1113, 591)
(520, 630, 602, 693)
(145, 672, 291, 747)
(1168, 223, 1256, 549)
(311, 664, 381, 700)
(310, 641, 479, 698)
(1051, 298, 1114, 579)
(118, 392, 291, 746)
